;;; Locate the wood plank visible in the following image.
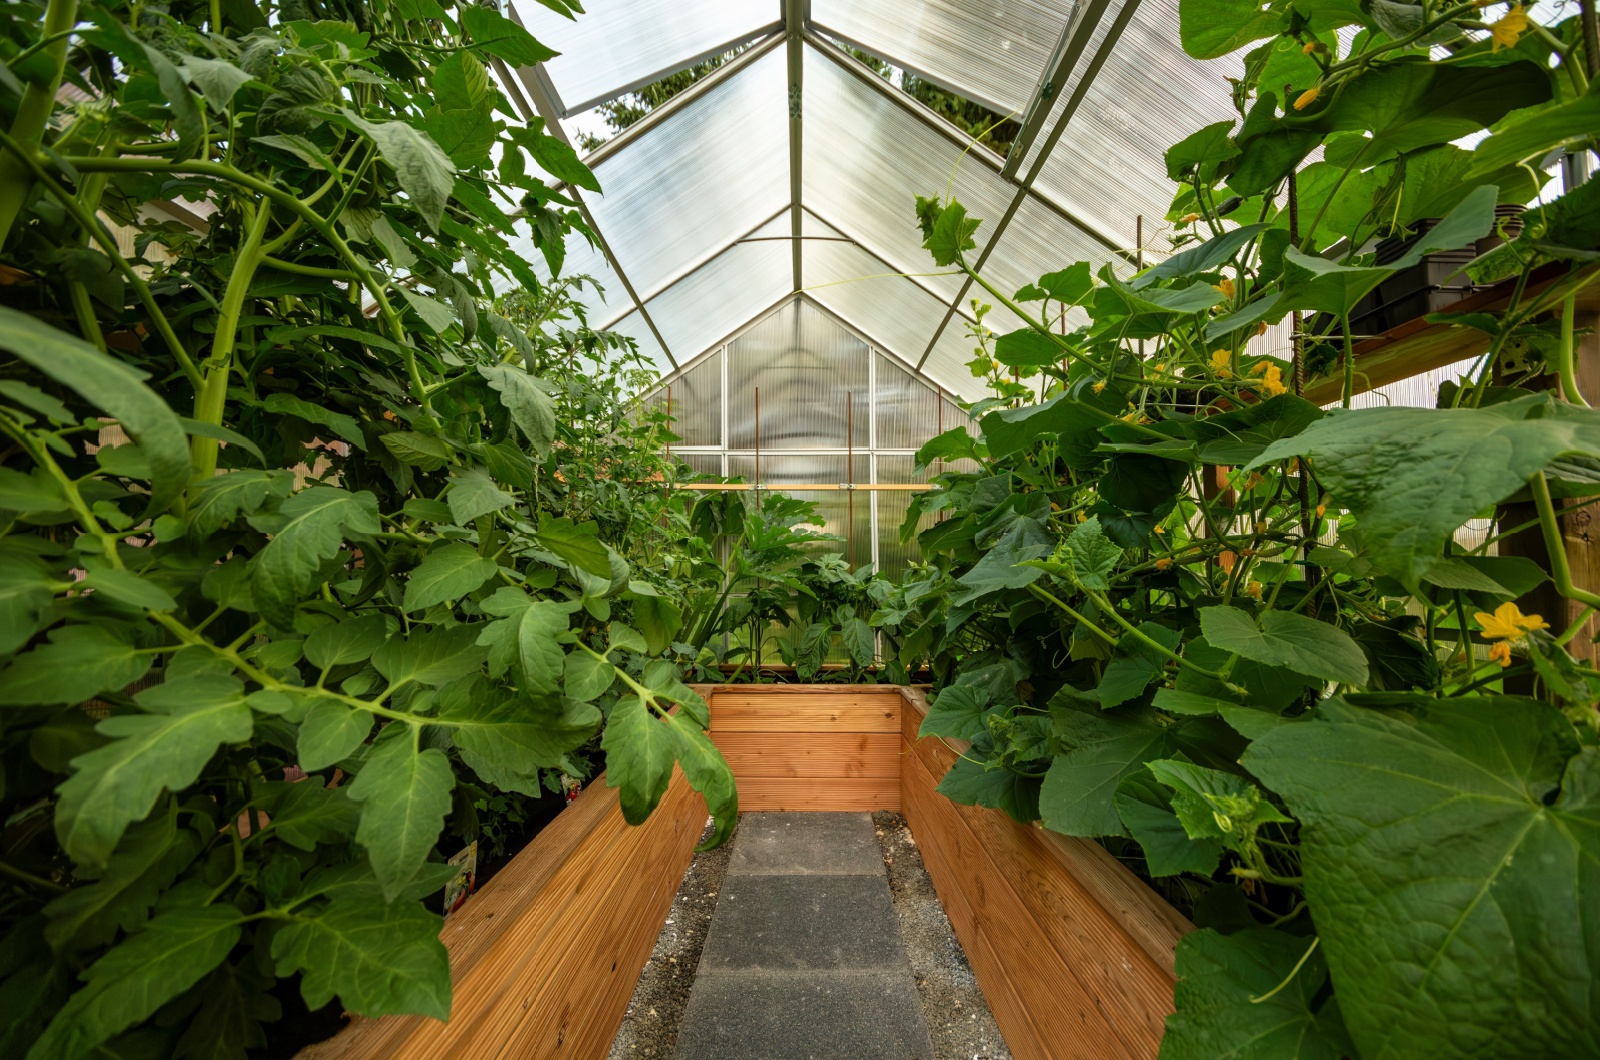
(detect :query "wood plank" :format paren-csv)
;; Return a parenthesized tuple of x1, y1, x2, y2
(735, 776, 899, 812)
(903, 718, 1177, 1055)
(902, 743, 1121, 1060)
(403, 778, 695, 1059)
(710, 697, 899, 733)
(711, 731, 900, 778)
(899, 688, 1191, 980)
(902, 769, 1051, 1060)
(491, 774, 704, 1059)
(1304, 262, 1598, 407)
(298, 781, 631, 1057)
(709, 684, 907, 695)
(299, 765, 704, 1059)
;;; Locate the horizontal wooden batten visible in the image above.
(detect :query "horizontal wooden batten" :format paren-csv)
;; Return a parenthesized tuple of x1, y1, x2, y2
(713, 731, 899, 778)
(300, 764, 704, 1060)
(704, 684, 902, 811)
(710, 695, 900, 734)
(736, 776, 900, 812)
(897, 686, 1191, 1060)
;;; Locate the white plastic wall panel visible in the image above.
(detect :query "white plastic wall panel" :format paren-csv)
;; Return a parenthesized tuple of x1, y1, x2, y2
(726, 300, 872, 451)
(514, 0, 778, 116)
(876, 355, 970, 450)
(727, 454, 873, 561)
(586, 47, 790, 298)
(1020, 0, 1238, 249)
(802, 43, 1112, 318)
(812, 0, 1078, 116)
(647, 348, 722, 447)
(676, 452, 724, 478)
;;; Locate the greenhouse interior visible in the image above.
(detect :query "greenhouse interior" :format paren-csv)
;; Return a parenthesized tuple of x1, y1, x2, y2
(1, 0, 1598, 1057)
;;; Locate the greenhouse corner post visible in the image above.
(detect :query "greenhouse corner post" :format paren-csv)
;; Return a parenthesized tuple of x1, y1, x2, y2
(0, 0, 79, 247)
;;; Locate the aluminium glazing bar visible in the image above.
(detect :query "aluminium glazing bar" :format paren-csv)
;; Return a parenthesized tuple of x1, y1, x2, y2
(1001, 0, 1109, 181)
(785, 0, 806, 291)
(915, 0, 1145, 371)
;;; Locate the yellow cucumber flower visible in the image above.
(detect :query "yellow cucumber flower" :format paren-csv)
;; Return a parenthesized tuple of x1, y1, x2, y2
(1474, 601, 1548, 641)
(1259, 364, 1287, 397)
(1294, 86, 1321, 111)
(1491, 5, 1528, 51)
(1210, 349, 1233, 378)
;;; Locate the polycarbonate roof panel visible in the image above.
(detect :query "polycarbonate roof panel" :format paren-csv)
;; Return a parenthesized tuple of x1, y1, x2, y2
(802, 42, 1114, 309)
(586, 46, 790, 298)
(1021, 1, 1238, 249)
(801, 215, 983, 400)
(811, 0, 1078, 116)
(514, 0, 779, 116)
(609, 213, 793, 368)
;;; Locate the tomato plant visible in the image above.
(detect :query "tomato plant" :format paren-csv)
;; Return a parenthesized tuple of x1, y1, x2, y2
(0, 1, 738, 1055)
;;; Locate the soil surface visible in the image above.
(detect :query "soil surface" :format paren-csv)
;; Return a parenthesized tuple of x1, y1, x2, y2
(873, 810, 1012, 1060)
(608, 812, 1011, 1060)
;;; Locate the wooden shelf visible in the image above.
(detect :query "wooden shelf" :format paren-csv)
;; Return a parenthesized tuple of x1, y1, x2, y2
(1304, 263, 1599, 406)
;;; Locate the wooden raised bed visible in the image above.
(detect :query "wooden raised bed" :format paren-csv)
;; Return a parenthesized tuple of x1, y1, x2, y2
(303, 684, 1189, 1060)
(707, 683, 902, 812)
(897, 686, 1192, 1060)
(300, 762, 705, 1059)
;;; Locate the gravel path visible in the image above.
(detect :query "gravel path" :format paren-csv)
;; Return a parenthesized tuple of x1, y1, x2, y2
(608, 811, 1012, 1060)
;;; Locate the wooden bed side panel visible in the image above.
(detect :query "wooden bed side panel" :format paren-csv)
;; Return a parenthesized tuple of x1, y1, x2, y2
(299, 767, 705, 1060)
(897, 687, 1190, 1060)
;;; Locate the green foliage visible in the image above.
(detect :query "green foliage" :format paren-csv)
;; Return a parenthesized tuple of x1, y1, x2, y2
(1245, 698, 1600, 1058)
(1164, 928, 1354, 1059)
(897, 6, 1600, 1059)
(0, 1, 738, 1053)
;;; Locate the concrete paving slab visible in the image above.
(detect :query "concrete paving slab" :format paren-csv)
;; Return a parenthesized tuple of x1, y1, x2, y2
(698, 873, 905, 972)
(674, 970, 935, 1060)
(728, 812, 884, 876)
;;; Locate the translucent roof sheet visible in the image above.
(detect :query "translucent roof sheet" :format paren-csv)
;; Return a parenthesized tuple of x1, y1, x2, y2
(811, 0, 1075, 116)
(1019, 3, 1239, 242)
(802, 41, 1114, 309)
(800, 214, 981, 399)
(514, 0, 779, 117)
(608, 213, 793, 370)
(508, 0, 1239, 400)
(584, 46, 790, 301)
